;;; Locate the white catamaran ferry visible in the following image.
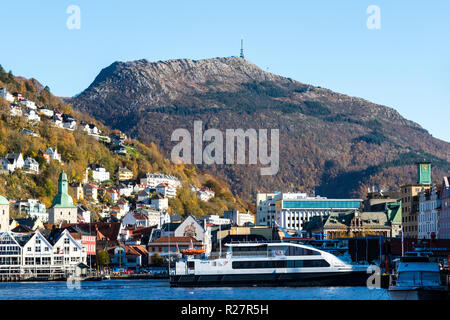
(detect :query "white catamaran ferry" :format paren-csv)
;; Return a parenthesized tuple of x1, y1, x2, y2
(170, 242, 370, 287)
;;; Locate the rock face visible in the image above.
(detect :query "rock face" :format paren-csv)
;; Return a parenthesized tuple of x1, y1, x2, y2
(70, 57, 450, 200)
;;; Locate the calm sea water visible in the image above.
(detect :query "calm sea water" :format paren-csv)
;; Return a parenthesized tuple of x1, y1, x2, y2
(0, 279, 391, 300)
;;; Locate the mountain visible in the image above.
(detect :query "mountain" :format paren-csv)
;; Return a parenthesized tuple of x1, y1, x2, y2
(69, 57, 450, 200)
(0, 65, 245, 218)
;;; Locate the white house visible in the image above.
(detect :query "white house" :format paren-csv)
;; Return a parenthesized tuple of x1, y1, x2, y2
(1, 153, 24, 172)
(0, 88, 14, 102)
(19, 99, 37, 110)
(9, 104, 22, 117)
(24, 157, 39, 174)
(38, 107, 54, 118)
(63, 119, 77, 130)
(25, 109, 41, 122)
(85, 164, 110, 183)
(82, 123, 100, 135)
(122, 211, 150, 228)
(52, 229, 87, 266)
(46, 147, 62, 162)
(140, 173, 181, 188)
(156, 183, 177, 198)
(117, 183, 133, 197)
(197, 188, 215, 202)
(150, 193, 168, 211)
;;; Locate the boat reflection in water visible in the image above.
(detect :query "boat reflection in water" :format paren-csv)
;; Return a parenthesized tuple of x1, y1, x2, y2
(170, 241, 370, 287)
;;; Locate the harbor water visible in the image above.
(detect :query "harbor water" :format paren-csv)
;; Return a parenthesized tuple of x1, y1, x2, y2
(0, 279, 391, 300)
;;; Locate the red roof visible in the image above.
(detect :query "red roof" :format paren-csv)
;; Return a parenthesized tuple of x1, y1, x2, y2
(150, 236, 201, 244)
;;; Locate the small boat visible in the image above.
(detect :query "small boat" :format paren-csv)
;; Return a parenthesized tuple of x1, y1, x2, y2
(181, 248, 205, 255)
(389, 253, 448, 300)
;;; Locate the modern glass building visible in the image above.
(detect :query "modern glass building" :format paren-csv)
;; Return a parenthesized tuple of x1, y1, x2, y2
(257, 192, 362, 230)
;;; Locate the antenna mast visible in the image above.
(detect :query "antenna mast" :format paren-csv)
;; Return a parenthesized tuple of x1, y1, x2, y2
(240, 37, 245, 59)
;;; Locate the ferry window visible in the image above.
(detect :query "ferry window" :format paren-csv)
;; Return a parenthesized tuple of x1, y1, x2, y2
(187, 261, 195, 269)
(232, 259, 329, 269)
(286, 246, 320, 256)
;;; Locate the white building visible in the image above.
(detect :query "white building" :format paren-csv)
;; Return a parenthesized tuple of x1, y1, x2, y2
(0, 88, 14, 102)
(46, 147, 62, 162)
(25, 109, 40, 122)
(418, 185, 441, 239)
(9, 104, 22, 117)
(0, 229, 87, 276)
(122, 211, 151, 228)
(63, 119, 77, 130)
(1, 153, 24, 172)
(224, 210, 255, 226)
(0, 195, 9, 232)
(19, 99, 37, 110)
(256, 192, 362, 230)
(38, 107, 54, 118)
(117, 183, 133, 197)
(156, 183, 177, 198)
(24, 157, 39, 174)
(15, 199, 47, 222)
(85, 164, 110, 183)
(150, 194, 168, 211)
(197, 188, 215, 202)
(82, 123, 100, 135)
(199, 214, 231, 226)
(140, 173, 181, 188)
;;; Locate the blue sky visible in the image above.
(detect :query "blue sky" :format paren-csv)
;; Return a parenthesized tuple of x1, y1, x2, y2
(0, 1, 449, 142)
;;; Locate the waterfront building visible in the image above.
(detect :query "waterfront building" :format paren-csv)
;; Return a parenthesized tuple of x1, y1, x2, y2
(401, 162, 432, 239)
(0, 229, 87, 276)
(224, 210, 255, 226)
(385, 201, 402, 238)
(48, 171, 78, 224)
(256, 192, 362, 230)
(304, 210, 391, 239)
(147, 236, 202, 256)
(0, 195, 9, 232)
(108, 244, 149, 270)
(440, 176, 450, 239)
(418, 185, 441, 239)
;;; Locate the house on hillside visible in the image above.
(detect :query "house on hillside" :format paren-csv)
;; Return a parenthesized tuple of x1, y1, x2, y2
(85, 164, 110, 183)
(0, 88, 14, 102)
(46, 147, 61, 162)
(23, 157, 39, 174)
(122, 211, 150, 228)
(25, 109, 40, 122)
(1, 153, 24, 172)
(19, 99, 37, 110)
(9, 104, 22, 117)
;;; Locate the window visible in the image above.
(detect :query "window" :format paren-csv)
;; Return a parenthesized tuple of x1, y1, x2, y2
(232, 259, 330, 269)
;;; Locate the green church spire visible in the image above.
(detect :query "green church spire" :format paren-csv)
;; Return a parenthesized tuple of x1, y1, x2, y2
(51, 170, 76, 208)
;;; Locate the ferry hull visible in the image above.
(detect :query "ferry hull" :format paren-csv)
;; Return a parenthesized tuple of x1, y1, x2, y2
(170, 271, 369, 287)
